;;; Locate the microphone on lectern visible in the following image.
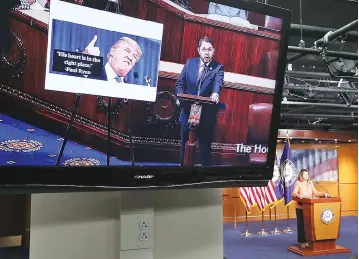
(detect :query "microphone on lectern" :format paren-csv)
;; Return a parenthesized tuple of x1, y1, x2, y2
(315, 181, 332, 198)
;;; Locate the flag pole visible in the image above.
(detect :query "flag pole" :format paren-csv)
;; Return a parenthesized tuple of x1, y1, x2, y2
(282, 206, 295, 234)
(280, 135, 295, 234)
(257, 210, 269, 235)
(270, 206, 282, 234)
(241, 211, 253, 237)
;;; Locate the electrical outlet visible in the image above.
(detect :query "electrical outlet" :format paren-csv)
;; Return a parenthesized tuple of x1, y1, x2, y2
(137, 214, 154, 249)
(139, 221, 148, 230)
(139, 231, 149, 241)
(120, 214, 154, 250)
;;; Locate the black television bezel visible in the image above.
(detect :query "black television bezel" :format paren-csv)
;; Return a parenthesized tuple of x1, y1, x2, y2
(0, 0, 291, 193)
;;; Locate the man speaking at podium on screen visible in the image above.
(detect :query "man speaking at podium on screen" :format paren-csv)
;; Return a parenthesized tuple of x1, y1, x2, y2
(83, 35, 143, 83)
(175, 36, 224, 166)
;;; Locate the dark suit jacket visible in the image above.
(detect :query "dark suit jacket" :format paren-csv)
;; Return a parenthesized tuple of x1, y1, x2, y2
(101, 66, 108, 80)
(101, 65, 129, 83)
(175, 57, 224, 126)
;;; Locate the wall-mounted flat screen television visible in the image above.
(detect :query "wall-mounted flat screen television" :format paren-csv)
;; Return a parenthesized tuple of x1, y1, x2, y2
(0, 0, 290, 192)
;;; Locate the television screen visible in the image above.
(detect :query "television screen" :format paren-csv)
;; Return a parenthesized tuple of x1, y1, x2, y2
(0, 0, 290, 191)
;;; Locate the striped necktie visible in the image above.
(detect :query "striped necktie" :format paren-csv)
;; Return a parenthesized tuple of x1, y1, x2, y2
(115, 76, 123, 83)
(198, 64, 207, 84)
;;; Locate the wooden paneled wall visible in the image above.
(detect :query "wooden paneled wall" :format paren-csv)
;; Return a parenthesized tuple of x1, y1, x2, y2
(338, 144, 358, 216)
(122, 0, 280, 79)
(223, 143, 358, 223)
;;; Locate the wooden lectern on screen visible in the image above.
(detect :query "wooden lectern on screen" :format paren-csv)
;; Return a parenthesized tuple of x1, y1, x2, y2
(177, 93, 217, 166)
(288, 197, 350, 256)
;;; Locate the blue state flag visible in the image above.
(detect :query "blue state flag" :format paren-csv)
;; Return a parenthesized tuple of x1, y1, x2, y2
(280, 138, 298, 206)
(271, 154, 283, 205)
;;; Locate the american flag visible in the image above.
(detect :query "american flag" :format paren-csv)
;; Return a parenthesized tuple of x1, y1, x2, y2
(239, 181, 278, 213)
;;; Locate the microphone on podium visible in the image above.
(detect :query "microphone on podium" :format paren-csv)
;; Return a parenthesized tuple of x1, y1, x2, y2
(315, 180, 332, 198)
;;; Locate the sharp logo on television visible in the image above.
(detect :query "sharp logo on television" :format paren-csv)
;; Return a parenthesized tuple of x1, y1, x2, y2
(134, 175, 155, 180)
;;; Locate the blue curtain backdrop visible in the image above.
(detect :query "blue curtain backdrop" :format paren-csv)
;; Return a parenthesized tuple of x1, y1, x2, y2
(50, 19, 161, 87)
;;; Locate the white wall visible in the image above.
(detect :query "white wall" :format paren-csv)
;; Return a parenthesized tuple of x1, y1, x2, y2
(30, 188, 223, 259)
(30, 192, 121, 259)
(154, 189, 223, 259)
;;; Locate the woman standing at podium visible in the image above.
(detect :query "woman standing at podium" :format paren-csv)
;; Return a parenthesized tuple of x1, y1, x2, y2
(292, 169, 328, 248)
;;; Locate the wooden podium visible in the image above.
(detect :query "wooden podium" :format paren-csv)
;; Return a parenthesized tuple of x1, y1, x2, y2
(288, 197, 350, 256)
(177, 93, 216, 166)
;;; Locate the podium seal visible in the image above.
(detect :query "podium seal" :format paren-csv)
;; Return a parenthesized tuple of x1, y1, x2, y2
(321, 208, 335, 224)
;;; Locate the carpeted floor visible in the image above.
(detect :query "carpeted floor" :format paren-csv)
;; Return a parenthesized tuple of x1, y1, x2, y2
(0, 247, 29, 259)
(224, 216, 358, 259)
(0, 217, 356, 259)
(0, 112, 177, 166)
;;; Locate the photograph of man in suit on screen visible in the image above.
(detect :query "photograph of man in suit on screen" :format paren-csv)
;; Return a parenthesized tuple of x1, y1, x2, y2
(48, 19, 161, 87)
(82, 35, 143, 84)
(175, 36, 224, 166)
